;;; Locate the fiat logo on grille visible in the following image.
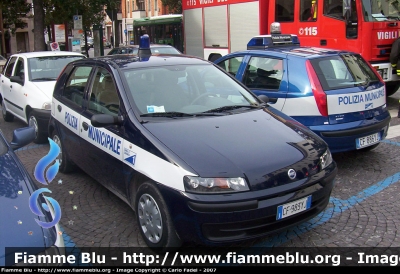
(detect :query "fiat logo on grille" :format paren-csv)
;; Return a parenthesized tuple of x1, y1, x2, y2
(288, 169, 296, 180)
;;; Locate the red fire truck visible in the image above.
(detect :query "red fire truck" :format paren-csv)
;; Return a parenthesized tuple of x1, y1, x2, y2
(182, 0, 400, 96)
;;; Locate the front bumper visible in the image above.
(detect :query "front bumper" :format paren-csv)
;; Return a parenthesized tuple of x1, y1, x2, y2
(158, 162, 337, 246)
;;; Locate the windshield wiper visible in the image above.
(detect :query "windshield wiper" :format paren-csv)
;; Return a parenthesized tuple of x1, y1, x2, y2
(32, 77, 57, 81)
(203, 105, 260, 113)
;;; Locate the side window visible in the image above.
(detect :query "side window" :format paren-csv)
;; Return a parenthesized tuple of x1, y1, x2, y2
(275, 0, 295, 22)
(4, 57, 17, 78)
(216, 56, 243, 77)
(324, 0, 343, 19)
(300, 0, 318, 21)
(14, 58, 25, 78)
(245, 56, 283, 90)
(88, 68, 119, 115)
(63, 66, 93, 107)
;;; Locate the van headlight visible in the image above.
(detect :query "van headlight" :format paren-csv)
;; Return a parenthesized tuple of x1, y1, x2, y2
(320, 149, 333, 170)
(184, 176, 249, 193)
(42, 102, 51, 110)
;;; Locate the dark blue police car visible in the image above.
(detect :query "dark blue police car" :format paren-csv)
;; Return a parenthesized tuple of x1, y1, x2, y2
(214, 24, 391, 153)
(48, 35, 337, 249)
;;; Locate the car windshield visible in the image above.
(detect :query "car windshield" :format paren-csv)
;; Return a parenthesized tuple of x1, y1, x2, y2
(123, 63, 261, 116)
(28, 56, 85, 81)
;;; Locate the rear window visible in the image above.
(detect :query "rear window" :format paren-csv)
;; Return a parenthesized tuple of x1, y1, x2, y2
(310, 54, 379, 91)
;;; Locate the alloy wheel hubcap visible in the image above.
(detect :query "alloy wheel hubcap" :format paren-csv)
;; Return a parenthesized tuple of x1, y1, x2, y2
(52, 135, 63, 165)
(138, 194, 162, 243)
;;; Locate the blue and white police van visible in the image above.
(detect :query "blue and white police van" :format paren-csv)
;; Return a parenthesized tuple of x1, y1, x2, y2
(48, 35, 337, 250)
(214, 23, 391, 153)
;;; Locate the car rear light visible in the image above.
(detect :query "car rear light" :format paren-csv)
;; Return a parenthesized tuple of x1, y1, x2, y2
(366, 61, 386, 94)
(306, 60, 328, 117)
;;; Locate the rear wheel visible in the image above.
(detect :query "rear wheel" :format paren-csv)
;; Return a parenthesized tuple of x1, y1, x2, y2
(135, 182, 182, 251)
(1, 99, 14, 122)
(52, 130, 74, 173)
(28, 112, 47, 144)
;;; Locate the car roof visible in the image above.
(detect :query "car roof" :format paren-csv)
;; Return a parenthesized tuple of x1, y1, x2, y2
(114, 44, 177, 49)
(10, 51, 86, 58)
(227, 45, 355, 59)
(72, 54, 211, 69)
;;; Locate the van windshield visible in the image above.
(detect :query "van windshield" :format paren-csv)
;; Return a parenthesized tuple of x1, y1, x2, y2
(28, 56, 85, 81)
(362, 0, 400, 21)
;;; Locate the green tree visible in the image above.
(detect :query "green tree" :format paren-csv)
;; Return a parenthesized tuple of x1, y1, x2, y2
(161, 0, 181, 13)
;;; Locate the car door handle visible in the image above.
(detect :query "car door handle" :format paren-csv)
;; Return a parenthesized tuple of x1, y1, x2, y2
(9, 85, 12, 88)
(57, 105, 62, 112)
(82, 122, 88, 131)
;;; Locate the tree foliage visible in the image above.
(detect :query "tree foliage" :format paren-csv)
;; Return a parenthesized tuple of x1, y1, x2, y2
(0, 0, 31, 33)
(161, 0, 181, 13)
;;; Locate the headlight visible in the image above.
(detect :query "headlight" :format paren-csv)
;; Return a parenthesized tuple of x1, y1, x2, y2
(320, 149, 333, 170)
(184, 176, 249, 194)
(42, 102, 51, 110)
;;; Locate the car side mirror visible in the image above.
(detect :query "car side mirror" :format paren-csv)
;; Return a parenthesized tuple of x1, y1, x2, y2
(91, 114, 123, 127)
(10, 126, 36, 150)
(258, 94, 278, 104)
(10, 75, 24, 86)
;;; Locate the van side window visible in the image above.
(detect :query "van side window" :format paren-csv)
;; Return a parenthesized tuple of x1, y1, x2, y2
(63, 66, 93, 107)
(300, 0, 318, 22)
(324, 0, 343, 19)
(244, 56, 283, 90)
(275, 0, 295, 22)
(4, 57, 17, 78)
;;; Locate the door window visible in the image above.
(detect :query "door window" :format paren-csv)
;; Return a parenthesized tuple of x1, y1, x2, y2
(63, 66, 93, 107)
(244, 56, 283, 90)
(88, 68, 120, 115)
(4, 57, 17, 78)
(216, 56, 243, 77)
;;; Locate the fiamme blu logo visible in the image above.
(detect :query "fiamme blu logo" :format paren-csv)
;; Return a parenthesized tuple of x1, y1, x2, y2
(29, 138, 62, 229)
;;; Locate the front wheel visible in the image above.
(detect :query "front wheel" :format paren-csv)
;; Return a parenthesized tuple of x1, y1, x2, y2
(28, 112, 47, 144)
(135, 182, 182, 251)
(52, 130, 74, 173)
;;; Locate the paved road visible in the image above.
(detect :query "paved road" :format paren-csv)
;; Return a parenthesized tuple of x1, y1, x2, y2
(1, 91, 400, 266)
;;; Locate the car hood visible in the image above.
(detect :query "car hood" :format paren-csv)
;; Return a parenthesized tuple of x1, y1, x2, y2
(143, 108, 328, 190)
(0, 152, 55, 265)
(31, 81, 56, 100)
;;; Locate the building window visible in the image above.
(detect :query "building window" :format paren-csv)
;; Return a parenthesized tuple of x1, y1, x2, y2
(138, 0, 144, 10)
(154, 0, 158, 11)
(148, 0, 151, 11)
(127, 0, 130, 14)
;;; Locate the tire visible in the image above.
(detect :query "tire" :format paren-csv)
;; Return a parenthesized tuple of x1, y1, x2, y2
(385, 82, 400, 97)
(135, 182, 182, 251)
(51, 130, 74, 173)
(1, 99, 14, 122)
(28, 112, 47, 144)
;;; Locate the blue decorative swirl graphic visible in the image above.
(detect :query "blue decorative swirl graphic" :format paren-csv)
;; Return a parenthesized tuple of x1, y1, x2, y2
(34, 138, 60, 185)
(29, 188, 62, 229)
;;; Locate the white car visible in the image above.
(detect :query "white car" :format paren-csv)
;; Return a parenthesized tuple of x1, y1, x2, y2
(0, 51, 86, 143)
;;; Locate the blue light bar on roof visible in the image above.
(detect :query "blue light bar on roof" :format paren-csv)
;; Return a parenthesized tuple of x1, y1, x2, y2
(247, 34, 301, 50)
(138, 34, 151, 59)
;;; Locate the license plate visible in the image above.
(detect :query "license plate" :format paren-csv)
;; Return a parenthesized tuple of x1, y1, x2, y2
(356, 132, 380, 149)
(276, 196, 312, 220)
